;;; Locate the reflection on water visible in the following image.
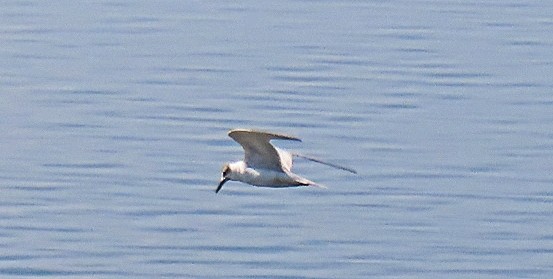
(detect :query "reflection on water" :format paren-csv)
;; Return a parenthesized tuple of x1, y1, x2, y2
(1, 0, 552, 278)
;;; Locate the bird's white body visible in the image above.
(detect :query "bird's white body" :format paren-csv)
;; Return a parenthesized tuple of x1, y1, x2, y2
(225, 161, 314, 187)
(216, 129, 356, 193)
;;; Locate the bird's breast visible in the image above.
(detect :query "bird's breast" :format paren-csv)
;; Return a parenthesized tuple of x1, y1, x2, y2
(244, 168, 300, 187)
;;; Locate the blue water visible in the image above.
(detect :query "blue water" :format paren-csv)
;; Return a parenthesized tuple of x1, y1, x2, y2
(1, 1, 552, 278)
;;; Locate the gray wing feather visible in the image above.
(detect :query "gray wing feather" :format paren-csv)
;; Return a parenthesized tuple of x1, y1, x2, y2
(276, 147, 293, 172)
(228, 129, 301, 171)
(292, 153, 357, 174)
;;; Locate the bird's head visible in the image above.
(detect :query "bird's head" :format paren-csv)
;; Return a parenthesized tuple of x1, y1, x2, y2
(216, 163, 231, 193)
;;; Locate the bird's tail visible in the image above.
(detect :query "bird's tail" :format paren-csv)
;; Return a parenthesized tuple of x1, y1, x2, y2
(299, 179, 327, 189)
(287, 172, 327, 189)
(306, 182, 327, 189)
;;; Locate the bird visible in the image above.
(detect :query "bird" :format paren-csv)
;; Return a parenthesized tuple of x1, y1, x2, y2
(216, 128, 356, 193)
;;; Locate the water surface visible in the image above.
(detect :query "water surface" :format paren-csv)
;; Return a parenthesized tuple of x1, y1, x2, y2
(1, 1, 552, 278)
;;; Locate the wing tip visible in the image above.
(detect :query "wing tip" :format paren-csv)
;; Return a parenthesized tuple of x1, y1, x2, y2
(227, 128, 302, 141)
(293, 153, 357, 174)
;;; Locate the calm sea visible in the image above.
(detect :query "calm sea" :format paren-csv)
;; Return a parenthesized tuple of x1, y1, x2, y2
(1, 1, 552, 278)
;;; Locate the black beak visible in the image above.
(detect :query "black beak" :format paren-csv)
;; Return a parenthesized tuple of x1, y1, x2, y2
(216, 177, 229, 193)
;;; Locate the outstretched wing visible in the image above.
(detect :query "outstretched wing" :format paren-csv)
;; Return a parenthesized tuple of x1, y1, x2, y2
(228, 129, 301, 171)
(292, 153, 357, 174)
(275, 147, 293, 172)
